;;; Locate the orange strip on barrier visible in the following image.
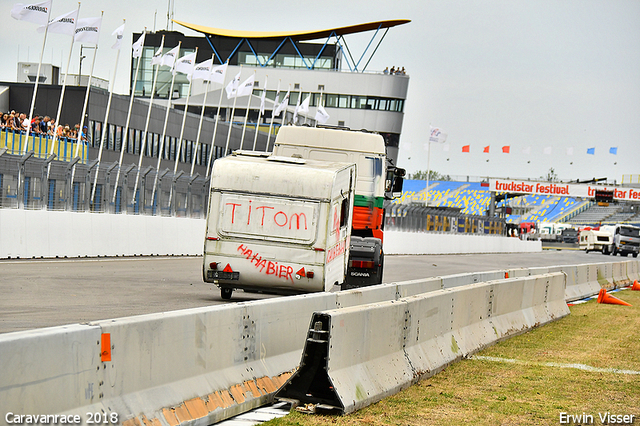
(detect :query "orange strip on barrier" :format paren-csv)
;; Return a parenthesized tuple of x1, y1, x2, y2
(101, 333, 111, 362)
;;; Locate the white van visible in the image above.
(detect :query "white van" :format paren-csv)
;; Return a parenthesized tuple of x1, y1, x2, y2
(203, 151, 356, 299)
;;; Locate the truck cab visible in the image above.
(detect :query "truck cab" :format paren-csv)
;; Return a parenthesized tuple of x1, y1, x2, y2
(272, 126, 404, 288)
(603, 224, 640, 257)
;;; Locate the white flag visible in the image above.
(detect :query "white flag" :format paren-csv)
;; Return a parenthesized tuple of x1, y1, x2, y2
(293, 91, 302, 123)
(225, 71, 241, 99)
(315, 104, 330, 124)
(274, 89, 290, 116)
(192, 58, 213, 81)
(74, 16, 101, 44)
(151, 44, 164, 66)
(132, 32, 145, 58)
(173, 52, 197, 77)
(236, 73, 256, 98)
(259, 82, 267, 115)
(111, 23, 125, 50)
(37, 9, 78, 36)
(161, 45, 180, 68)
(428, 126, 448, 143)
(209, 62, 228, 84)
(299, 95, 310, 114)
(11, 0, 50, 25)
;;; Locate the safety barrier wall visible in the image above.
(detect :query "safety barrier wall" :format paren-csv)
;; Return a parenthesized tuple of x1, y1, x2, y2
(275, 273, 570, 414)
(0, 210, 541, 259)
(1, 261, 638, 425)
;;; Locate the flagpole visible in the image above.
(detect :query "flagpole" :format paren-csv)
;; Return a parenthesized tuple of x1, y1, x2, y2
(131, 34, 164, 206)
(75, 11, 103, 159)
(240, 73, 254, 150)
(92, 18, 124, 207)
(49, 2, 81, 157)
(189, 61, 212, 177)
(304, 92, 309, 125)
(252, 75, 267, 151)
(425, 138, 431, 207)
(169, 63, 194, 215)
(25, 0, 53, 154)
(112, 28, 145, 206)
(265, 79, 280, 152)
(70, 11, 103, 204)
(151, 41, 181, 211)
(223, 67, 241, 157)
(205, 60, 229, 177)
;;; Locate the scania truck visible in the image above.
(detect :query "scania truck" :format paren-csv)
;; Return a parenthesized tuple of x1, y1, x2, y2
(272, 126, 404, 288)
(203, 151, 356, 299)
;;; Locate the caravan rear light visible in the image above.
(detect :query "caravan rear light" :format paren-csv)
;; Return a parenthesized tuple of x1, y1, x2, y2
(350, 260, 375, 269)
(314, 247, 325, 252)
(209, 262, 218, 270)
(206, 236, 219, 241)
(307, 271, 314, 278)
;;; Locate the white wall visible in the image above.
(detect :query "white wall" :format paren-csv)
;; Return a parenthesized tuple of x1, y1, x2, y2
(0, 210, 539, 259)
(383, 230, 541, 255)
(0, 209, 205, 258)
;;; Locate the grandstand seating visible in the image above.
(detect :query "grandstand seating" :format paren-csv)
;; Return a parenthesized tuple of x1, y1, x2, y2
(569, 204, 623, 224)
(395, 179, 589, 223)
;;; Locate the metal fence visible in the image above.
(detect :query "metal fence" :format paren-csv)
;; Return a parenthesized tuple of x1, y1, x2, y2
(0, 150, 209, 218)
(384, 201, 506, 235)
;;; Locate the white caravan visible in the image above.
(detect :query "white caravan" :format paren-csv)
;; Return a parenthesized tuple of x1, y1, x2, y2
(203, 151, 356, 299)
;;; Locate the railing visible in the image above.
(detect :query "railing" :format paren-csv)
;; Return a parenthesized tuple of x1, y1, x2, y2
(0, 147, 209, 217)
(0, 128, 89, 164)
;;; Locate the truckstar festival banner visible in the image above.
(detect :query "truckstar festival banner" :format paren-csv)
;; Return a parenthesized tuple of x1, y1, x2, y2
(489, 179, 640, 202)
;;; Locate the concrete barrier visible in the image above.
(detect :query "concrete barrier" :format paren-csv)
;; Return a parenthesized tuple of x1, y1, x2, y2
(275, 273, 569, 415)
(2, 261, 637, 424)
(442, 270, 506, 289)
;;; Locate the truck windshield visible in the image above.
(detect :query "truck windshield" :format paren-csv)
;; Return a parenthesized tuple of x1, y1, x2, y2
(620, 227, 640, 238)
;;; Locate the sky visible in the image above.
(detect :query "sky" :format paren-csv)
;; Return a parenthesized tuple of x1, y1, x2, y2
(2, 0, 639, 184)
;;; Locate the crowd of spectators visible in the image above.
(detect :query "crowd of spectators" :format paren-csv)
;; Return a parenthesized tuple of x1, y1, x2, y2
(383, 66, 406, 75)
(0, 110, 80, 139)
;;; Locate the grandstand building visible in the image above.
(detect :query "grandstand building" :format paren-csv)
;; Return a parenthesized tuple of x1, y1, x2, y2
(0, 20, 410, 215)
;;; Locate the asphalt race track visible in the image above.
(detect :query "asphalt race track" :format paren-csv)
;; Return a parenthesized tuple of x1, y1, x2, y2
(0, 249, 612, 334)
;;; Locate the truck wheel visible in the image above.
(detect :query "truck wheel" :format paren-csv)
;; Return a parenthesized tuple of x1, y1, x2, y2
(633, 253, 638, 258)
(612, 246, 617, 256)
(221, 287, 233, 300)
(602, 246, 609, 255)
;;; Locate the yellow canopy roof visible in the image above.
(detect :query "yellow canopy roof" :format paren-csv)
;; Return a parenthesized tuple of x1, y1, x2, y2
(173, 19, 410, 41)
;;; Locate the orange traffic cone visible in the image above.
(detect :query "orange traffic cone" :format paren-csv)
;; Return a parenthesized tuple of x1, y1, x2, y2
(597, 288, 632, 306)
(631, 280, 640, 291)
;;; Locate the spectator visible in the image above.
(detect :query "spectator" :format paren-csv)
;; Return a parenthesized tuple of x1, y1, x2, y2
(12, 113, 21, 130)
(390, 66, 395, 75)
(20, 113, 29, 132)
(1, 113, 8, 129)
(383, 67, 389, 75)
(40, 116, 50, 134)
(31, 117, 42, 134)
(47, 118, 56, 136)
(400, 67, 406, 75)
